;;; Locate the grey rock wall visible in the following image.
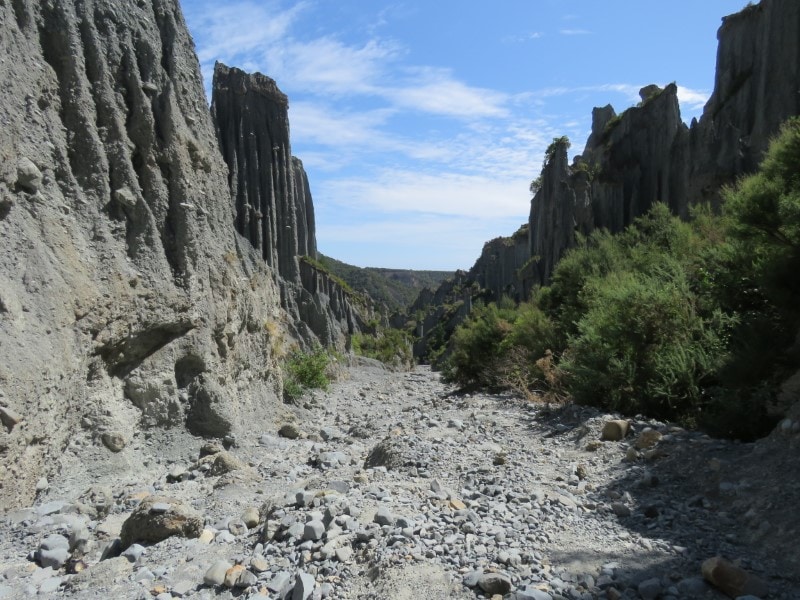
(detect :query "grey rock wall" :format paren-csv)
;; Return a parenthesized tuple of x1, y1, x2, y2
(211, 63, 368, 347)
(0, 0, 299, 510)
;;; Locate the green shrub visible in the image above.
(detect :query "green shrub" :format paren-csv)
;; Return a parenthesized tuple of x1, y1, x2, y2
(352, 327, 413, 368)
(283, 345, 330, 401)
(561, 268, 731, 418)
(444, 299, 557, 394)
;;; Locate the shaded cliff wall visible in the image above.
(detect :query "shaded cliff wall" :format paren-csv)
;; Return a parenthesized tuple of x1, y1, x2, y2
(0, 0, 295, 509)
(211, 63, 368, 347)
(470, 226, 532, 302)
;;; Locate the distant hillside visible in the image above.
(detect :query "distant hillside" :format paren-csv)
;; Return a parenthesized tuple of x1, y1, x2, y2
(317, 255, 453, 312)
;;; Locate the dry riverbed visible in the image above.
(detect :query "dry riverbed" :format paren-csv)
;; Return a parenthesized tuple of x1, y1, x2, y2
(1, 361, 798, 599)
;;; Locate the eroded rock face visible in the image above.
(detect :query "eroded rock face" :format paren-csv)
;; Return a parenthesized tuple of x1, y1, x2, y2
(211, 63, 371, 347)
(0, 0, 285, 510)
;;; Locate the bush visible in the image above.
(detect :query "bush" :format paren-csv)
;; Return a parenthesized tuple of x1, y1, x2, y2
(444, 299, 558, 395)
(283, 346, 331, 402)
(352, 327, 413, 368)
(561, 268, 730, 418)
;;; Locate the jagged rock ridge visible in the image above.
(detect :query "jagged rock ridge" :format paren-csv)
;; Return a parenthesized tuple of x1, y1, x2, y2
(211, 62, 370, 347)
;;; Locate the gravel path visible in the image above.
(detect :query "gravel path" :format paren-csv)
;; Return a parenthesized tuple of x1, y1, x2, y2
(1, 361, 797, 599)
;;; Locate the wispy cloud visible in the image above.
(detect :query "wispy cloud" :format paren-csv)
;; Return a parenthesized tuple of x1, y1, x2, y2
(502, 31, 544, 44)
(559, 28, 592, 36)
(388, 67, 509, 119)
(321, 169, 530, 220)
(677, 85, 710, 112)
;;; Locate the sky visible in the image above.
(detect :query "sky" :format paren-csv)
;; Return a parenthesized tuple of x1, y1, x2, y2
(181, 0, 748, 271)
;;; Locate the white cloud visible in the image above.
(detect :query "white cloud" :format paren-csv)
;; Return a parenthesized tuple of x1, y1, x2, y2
(559, 29, 592, 36)
(388, 68, 509, 119)
(281, 37, 400, 95)
(677, 85, 710, 112)
(320, 169, 530, 220)
(502, 31, 544, 44)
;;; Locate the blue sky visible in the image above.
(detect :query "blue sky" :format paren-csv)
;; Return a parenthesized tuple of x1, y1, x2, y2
(181, 0, 747, 271)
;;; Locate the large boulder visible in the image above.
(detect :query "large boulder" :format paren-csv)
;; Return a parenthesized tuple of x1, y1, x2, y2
(120, 496, 203, 548)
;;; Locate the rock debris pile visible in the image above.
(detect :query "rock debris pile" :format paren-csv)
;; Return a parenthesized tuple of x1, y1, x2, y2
(1, 363, 797, 599)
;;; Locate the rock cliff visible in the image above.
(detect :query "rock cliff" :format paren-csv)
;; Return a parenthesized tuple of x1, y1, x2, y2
(530, 0, 800, 287)
(211, 63, 367, 347)
(0, 0, 361, 510)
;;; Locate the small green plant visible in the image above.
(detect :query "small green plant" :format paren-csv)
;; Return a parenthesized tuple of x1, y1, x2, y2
(544, 136, 571, 166)
(283, 345, 331, 402)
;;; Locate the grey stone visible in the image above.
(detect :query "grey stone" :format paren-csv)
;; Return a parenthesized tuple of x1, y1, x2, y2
(374, 506, 395, 527)
(478, 572, 512, 595)
(279, 423, 301, 439)
(203, 560, 232, 586)
(678, 577, 710, 595)
(120, 496, 203, 548)
(121, 543, 145, 563)
(38, 577, 63, 594)
(267, 571, 292, 594)
(303, 519, 325, 541)
(335, 547, 353, 562)
(638, 577, 662, 600)
(171, 580, 195, 597)
(463, 570, 482, 587)
(39, 546, 70, 569)
(101, 431, 126, 452)
(292, 571, 315, 600)
(611, 502, 631, 517)
(516, 588, 553, 600)
(235, 570, 258, 588)
(16, 157, 42, 192)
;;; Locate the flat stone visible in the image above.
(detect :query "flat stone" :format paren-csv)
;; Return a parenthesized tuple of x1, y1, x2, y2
(250, 557, 270, 573)
(516, 588, 553, 600)
(335, 547, 353, 562)
(171, 580, 195, 597)
(38, 576, 63, 594)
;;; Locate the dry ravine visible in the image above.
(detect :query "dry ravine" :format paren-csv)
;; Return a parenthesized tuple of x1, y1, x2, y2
(1, 361, 798, 600)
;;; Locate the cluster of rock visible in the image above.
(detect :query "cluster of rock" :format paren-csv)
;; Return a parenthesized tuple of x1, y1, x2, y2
(2, 364, 796, 599)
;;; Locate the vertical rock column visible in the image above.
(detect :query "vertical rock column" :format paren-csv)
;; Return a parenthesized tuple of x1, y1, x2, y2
(212, 63, 316, 283)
